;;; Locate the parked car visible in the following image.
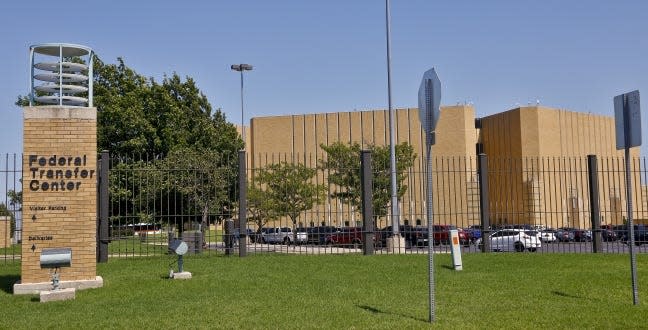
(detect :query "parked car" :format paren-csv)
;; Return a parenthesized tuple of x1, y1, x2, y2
(432, 225, 470, 246)
(224, 228, 254, 245)
(307, 226, 339, 245)
(375, 225, 418, 248)
(411, 225, 470, 246)
(598, 225, 618, 242)
(618, 224, 648, 246)
(463, 225, 483, 243)
(556, 227, 592, 242)
(325, 227, 365, 247)
(477, 229, 541, 252)
(572, 229, 592, 242)
(262, 227, 307, 245)
(539, 229, 557, 243)
(555, 228, 575, 242)
(250, 228, 269, 243)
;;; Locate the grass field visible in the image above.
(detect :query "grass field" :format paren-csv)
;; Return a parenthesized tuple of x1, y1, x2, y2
(0, 253, 646, 329)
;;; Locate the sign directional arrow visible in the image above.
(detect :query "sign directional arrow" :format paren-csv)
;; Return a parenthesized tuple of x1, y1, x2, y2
(31, 244, 36, 252)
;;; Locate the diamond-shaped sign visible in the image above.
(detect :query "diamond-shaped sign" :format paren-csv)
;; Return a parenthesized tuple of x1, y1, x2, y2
(418, 68, 441, 134)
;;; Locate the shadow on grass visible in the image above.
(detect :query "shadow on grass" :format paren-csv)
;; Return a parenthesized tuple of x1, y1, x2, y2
(357, 305, 428, 323)
(551, 290, 582, 299)
(0, 275, 20, 294)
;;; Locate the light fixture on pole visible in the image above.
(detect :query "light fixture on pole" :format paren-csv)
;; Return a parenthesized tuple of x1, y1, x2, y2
(231, 64, 253, 148)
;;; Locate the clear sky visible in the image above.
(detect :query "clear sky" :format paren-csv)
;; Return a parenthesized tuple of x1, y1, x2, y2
(1, 0, 646, 154)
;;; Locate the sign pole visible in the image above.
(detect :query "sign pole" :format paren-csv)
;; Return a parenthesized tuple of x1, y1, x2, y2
(425, 130, 435, 322)
(614, 90, 641, 305)
(622, 94, 639, 305)
(418, 68, 441, 322)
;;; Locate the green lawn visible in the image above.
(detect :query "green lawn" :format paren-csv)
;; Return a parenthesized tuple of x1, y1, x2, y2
(0, 253, 646, 329)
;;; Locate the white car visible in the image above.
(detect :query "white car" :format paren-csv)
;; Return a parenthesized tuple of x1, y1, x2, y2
(477, 229, 541, 252)
(539, 229, 557, 243)
(262, 227, 307, 245)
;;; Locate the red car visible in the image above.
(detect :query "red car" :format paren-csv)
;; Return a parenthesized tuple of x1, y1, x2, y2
(325, 227, 364, 247)
(411, 225, 470, 246)
(432, 225, 470, 246)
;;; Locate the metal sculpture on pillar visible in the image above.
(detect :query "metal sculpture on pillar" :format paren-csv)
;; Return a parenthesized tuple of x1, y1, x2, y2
(30, 43, 94, 107)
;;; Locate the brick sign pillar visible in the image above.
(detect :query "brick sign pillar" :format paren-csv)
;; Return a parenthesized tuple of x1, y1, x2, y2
(15, 106, 103, 293)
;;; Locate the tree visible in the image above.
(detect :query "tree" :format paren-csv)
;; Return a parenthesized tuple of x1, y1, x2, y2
(8, 189, 22, 210)
(247, 184, 277, 236)
(319, 141, 416, 221)
(0, 203, 15, 239)
(156, 148, 232, 236)
(93, 57, 243, 156)
(255, 162, 326, 243)
(17, 56, 244, 156)
(16, 55, 244, 241)
(5, 190, 22, 239)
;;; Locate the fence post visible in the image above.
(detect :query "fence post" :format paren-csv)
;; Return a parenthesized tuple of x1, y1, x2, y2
(224, 219, 234, 256)
(238, 150, 247, 257)
(360, 150, 374, 255)
(478, 153, 490, 253)
(587, 155, 602, 253)
(97, 150, 109, 263)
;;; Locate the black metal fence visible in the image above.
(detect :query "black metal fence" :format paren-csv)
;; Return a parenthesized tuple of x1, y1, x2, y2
(2, 152, 648, 263)
(0, 154, 21, 265)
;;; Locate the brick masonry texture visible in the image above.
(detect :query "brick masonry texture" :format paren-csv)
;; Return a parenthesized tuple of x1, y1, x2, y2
(22, 106, 97, 283)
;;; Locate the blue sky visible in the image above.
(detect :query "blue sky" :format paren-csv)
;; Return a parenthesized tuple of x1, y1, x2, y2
(1, 0, 646, 154)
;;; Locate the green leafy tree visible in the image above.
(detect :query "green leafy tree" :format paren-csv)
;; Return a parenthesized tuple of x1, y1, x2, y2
(247, 184, 277, 237)
(93, 57, 243, 156)
(157, 148, 232, 232)
(0, 203, 15, 239)
(256, 162, 326, 243)
(8, 189, 22, 210)
(319, 142, 416, 221)
(7, 189, 22, 238)
(16, 55, 244, 241)
(18, 56, 243, 157)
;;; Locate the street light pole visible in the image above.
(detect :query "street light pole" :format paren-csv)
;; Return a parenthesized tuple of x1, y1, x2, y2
(231, 64, 253, 147)
(385, 0, 400, 238)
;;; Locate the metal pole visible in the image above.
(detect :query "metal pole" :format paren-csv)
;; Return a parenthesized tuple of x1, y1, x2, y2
(88, 51, 94, 107)
(385, 0, 399, 236)
(97, 150, 109, 263)
(425, 134, 435, 323)
(478, 153, 491, 253)
(625, 148, 639, 305)
(238, 150, 247, 257)
(59, 44, 63, 106)
(240, 70, 245, 146)
(622, 94, 639, 305)
(29, 47, 34, 106)
(587, 155, 602, 253)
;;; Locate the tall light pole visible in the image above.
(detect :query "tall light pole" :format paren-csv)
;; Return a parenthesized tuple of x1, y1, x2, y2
(231, 64, 253, 147)
(385, 0, 400, 238)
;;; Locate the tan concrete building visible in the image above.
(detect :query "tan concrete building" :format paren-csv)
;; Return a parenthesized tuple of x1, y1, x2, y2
(247, 104, 643, 230)
(479, 106, 641, 229)
(249, 106, 478, 228)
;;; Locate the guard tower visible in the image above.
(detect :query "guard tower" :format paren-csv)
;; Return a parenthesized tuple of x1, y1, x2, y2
(14, 43, 103, 294)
